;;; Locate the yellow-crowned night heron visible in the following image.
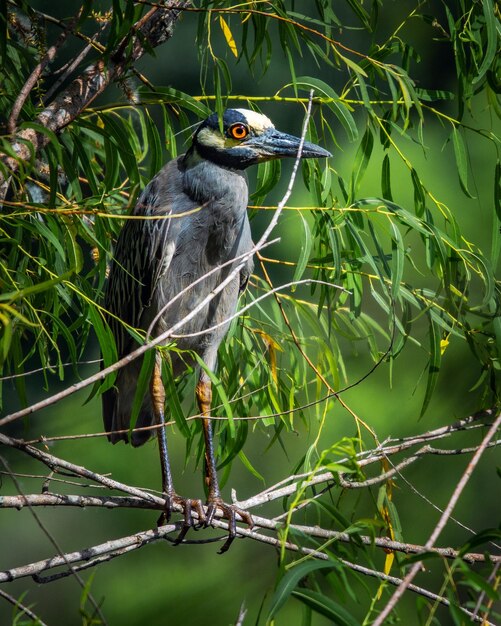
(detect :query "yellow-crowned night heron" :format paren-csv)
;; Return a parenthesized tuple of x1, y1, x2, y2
(103, 108, 330, 551)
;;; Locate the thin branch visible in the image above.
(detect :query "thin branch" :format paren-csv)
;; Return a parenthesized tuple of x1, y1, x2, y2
(43, 25, 107, 104)
(0, 588, 48, 626)
(0, 358, 102, 382)
(372, 410, 501, 626)
(0, 456, 107, 625)
(0, 517, 492, 625)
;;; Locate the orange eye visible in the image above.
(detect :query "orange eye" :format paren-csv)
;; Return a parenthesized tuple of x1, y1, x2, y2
(228, 123, 249, 140)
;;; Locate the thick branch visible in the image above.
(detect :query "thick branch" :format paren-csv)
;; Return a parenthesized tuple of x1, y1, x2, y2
(1, 493, 498, 565)
(0, 518, 493, 625)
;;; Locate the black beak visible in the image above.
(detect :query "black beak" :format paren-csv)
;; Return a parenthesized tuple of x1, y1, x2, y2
(246, 128, 331, 161)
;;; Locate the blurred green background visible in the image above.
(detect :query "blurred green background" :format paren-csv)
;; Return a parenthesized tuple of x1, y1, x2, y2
(1, 1, 500, 624)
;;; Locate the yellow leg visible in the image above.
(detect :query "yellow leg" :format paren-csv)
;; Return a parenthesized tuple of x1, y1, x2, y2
(150, 356, 174, 498)
(196, 377, 220, 501)
(151, 354, 206, 532)
(196, 374, 254, 554)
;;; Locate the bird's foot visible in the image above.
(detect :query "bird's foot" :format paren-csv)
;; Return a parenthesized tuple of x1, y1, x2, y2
(205, 497, 254, 554)
(157, 493, 207, 545)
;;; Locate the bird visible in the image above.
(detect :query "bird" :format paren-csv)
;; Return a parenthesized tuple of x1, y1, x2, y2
(102, 108, 331, 552)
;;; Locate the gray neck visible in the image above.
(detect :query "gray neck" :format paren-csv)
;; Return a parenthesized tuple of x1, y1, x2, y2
(182, 148, 248, 209)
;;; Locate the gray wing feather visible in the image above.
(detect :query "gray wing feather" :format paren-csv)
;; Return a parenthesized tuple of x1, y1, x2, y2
(102, 159, 185, 444)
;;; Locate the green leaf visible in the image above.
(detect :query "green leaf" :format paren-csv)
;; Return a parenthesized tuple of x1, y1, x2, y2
(268, 561, 336, 619)
(163, 355, 190, 438)
(494, 159, 501, 222)
(410, 168, 426, 216)
(421, 317, 441, 417)
(350, 125, 373, 201)
(473, 0, 498, 84)
(381, 154, 393, 201)
(295, 76, 358, 141)
(451, 127, 474, 198)
(292, 212, 312, 289)
(129, 350, 156, 436)
(390, 222, 404, 300)
(194, 353, 235, 438)
(292, 589, 360, 626)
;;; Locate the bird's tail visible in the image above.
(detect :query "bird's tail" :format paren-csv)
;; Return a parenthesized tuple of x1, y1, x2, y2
(102, 362, 156, 447)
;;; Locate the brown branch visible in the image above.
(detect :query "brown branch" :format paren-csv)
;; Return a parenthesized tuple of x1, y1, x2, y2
(7, 11, 80, 134)
(0, 1, 189, 187)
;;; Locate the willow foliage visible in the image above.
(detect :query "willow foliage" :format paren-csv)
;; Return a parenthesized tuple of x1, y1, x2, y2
(0, 1, 500, 624)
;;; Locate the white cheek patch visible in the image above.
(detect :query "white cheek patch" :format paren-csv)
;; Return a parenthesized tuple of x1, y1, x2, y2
(197, 126, 225, 149)
(234, 109, 274, 134)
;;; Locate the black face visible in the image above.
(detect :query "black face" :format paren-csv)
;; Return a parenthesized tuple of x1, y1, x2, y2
(197, 109, 250, 135)
(191, 108, 331, 170)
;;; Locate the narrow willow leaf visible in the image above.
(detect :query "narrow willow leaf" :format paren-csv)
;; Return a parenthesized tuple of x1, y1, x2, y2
(0, 271, 73, 303)
(268, 561, 336, 619)
(143, 109, 163, 178)
(410, 168, 426, 216)
(72, 134, 99, 195)
(390, 222, 404, 300)
(344, 0, 371, 30)
(350, 126, 373, 201)
(103, 113, 140, 188)
(292, 212, 312, 290)
(381, 154, 393, 200)
(495, 159, 501, 222)
(129, 350, 156, 436)
(337, 51, 368, 78)
(473, 0, 498, 84)
(219, 15, 238, 57)
(383, 68, 399, 121)
(252, 159, 281, 202)
(295, 76, 358, 141)
(194, 353, 235, 438)
(140, 87, 211, 117)
(414, 87, 455, 101)
(292, 589, 360, 626)
(421, 317, 441, 417)
(451, 127, 474, 198)
(163, 356, 190, 438)
(238, 449, 264, 482)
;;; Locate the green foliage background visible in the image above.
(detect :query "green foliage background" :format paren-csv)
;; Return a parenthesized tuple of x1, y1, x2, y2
(0, 1, 500, 625)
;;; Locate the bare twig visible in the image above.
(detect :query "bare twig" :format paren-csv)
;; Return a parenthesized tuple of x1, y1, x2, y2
(0, 516, 492, 625)
(372, 410, 501, 626)
(0, 588, 48, 626)
(0, 456, 107, 625)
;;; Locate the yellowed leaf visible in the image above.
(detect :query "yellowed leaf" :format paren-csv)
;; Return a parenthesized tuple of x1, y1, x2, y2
(219, 16, 238, 58)
(440, 337, 450, 355)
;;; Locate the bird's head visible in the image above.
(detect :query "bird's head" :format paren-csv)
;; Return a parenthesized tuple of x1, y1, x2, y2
(190, 108, 331, 170)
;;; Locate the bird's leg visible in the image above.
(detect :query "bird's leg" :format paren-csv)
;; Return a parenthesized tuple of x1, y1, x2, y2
(196, 374, 253, 554)
(151, 355, 206, 538)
